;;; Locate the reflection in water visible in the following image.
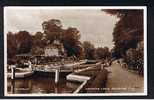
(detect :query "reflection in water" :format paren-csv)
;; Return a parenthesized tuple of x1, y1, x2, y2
(10, 80, 15, 93)
(7, 75, 80, 94)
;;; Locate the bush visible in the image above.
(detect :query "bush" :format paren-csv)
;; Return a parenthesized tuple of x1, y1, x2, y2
(124, 41, 143, 75)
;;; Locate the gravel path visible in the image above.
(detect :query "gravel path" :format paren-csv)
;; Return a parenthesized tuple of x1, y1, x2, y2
(105, 62, 144, 93)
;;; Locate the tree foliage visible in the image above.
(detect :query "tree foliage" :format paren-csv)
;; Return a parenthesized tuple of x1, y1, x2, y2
(7, 32, 17, 58)
(96, 47, 111, 59)
(42, 19, 63, 43)
(7, 19, 84, 59)
(124, 41, 143, 74)
(7, 31, 32, 58)
(62, 27, 82, 58)
(104, 10, 143, 57)
(31, 32, 47, 55)
(83, 41, 96, 59)
(15, 31, 33, 54)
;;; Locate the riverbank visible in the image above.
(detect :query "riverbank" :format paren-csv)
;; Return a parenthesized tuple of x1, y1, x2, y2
(72, 64, 109, 93)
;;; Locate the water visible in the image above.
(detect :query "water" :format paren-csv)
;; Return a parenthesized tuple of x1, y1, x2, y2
(7, 75, 81, 94)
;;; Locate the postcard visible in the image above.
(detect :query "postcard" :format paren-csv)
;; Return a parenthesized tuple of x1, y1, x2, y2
(4, 6, 147, 96)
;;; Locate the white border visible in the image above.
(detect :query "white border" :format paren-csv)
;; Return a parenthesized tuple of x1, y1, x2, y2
(4, 6, 147, 97)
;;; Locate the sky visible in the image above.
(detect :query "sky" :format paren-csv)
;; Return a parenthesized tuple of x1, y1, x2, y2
(4, 7, 119, 49)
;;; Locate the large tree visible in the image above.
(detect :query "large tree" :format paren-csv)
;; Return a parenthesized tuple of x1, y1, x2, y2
(7, 31, 32, 58)
(104, 10, 143, 57)
(42, 19, 84, 58)
(62, 27, 83, 58)
(42, 19, 63, 43)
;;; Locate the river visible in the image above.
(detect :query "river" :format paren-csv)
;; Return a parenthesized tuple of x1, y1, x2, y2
(7, 74, 81, 94)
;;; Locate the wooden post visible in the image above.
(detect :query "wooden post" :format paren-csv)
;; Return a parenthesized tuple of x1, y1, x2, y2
(28, 61, 32, 70)
(55, 69, 59, 84)
(11, 65, 16, 80)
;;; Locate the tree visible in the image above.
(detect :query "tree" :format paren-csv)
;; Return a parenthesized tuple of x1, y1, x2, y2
(7, 32, 17, 58)
(104, 10, 143, 57)
(31, 31, 47, 55)
(125, 41, 143, 75)
(62, 27, 83, 58)
(83, 41, 96, 60)
(42, 19, 63, 43)
(15, 31, 33, 54)
(32, 32, 44, 47)
(7, 31, 32, 57)
(96, 47, 111, 60)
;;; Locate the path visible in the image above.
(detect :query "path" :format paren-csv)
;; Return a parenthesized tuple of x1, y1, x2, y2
(105, 61, 144, 93)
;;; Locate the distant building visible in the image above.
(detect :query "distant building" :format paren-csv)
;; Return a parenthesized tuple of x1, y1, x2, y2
(44, 39, 65, 57)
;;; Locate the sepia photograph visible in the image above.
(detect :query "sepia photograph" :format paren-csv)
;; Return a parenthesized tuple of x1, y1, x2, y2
(4, 6, 147, 96)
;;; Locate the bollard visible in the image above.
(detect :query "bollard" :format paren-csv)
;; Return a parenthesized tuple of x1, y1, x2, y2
(55, 69, 59, 84)
(11, 65, 16, 80)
